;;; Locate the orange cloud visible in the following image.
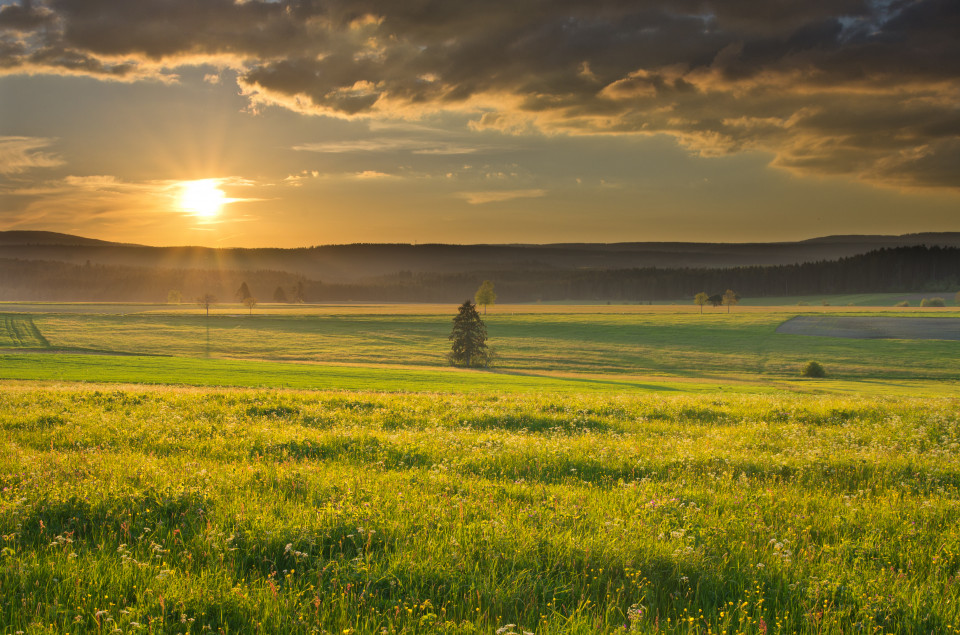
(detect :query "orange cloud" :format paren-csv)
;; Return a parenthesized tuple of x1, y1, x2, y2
(457, 189, 547, 205)
(0, 136, 64, 174)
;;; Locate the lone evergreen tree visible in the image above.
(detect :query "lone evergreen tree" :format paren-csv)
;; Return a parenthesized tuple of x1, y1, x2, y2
(273, 286, 288, 303)
(474, 280, 496, 314)
(449, 301, 488, 367)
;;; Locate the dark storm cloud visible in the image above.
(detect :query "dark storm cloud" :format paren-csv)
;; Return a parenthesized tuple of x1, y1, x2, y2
(2, 0, 958, 189)
(0, 0, 54, 30)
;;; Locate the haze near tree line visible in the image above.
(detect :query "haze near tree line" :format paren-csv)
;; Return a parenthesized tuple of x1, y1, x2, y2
(1, 0, 958, 247)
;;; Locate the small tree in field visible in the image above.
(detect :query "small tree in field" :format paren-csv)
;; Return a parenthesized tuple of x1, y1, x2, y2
(474, 280, 496, 314)
(449, 301, 488, 367)
(196, 294, 216, 317)
(694, 292, 708, 314)
(708, 294, 723, 308)
(243, 296, 258, 315)
(167, 290, 182, 305)
(273, 286, 288, 303)
(723, 289, 740, 313)
(802, 361, 826, 378)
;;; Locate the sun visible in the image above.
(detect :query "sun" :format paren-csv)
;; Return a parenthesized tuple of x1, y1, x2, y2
(178, 179, 227, 217)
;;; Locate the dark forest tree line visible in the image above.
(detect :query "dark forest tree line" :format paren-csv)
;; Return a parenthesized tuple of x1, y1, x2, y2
(0, 259, 306, 303)
(299, 246, 960, 303)
(1, 246, 957, 303)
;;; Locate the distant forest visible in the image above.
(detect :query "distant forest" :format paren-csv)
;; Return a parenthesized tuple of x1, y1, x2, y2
(1, 246, 957, 303)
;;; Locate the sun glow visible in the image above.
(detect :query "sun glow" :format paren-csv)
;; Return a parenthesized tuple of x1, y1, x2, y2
(179, 179, 227, 217)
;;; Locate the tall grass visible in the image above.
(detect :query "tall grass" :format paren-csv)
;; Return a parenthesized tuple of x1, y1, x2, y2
(1, 385, 958, 633)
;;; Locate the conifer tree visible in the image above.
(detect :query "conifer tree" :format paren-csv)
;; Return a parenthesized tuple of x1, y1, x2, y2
(235, 282, 252, 301)
(449, 301, 488, 367)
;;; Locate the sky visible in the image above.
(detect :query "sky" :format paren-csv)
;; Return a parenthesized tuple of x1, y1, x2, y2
(0, 0, 958, 248)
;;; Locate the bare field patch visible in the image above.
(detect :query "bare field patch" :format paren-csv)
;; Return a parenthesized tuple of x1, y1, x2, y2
(777, 315, 960, 340)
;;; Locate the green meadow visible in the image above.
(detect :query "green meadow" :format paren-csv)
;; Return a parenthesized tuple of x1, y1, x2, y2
(8, 306, 960, 382)
(1, 305, 959, 633)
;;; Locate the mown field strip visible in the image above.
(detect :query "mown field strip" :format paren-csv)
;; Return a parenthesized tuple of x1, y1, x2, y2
(0, 353, 745, 395)
(0, 314, 49, 348)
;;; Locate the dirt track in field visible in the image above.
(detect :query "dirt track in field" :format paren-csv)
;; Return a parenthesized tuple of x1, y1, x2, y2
(776, 316, 960, 340)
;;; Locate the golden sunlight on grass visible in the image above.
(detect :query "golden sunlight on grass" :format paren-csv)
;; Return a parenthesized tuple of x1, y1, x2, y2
(178, 179, 226, 218)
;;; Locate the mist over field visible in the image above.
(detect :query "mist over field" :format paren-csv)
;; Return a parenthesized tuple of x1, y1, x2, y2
(3, 231, 960, 304)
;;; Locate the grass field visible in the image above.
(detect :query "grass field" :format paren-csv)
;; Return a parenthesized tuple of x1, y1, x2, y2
(0, 314, 48, 348)
(1, 304, 959, 633)
(2, 307, 957, 383)
(2, 385, 958, 634)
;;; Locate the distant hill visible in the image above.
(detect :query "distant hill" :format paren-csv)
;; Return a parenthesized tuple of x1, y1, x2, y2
(798, 233, 960, 245)
(0, 231, 138, 248)
(3, 231, 959, 283)
(2, 244, 957, 304)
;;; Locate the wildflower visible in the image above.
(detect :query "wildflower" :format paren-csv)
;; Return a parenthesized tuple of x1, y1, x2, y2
(627, 604, 647, 632)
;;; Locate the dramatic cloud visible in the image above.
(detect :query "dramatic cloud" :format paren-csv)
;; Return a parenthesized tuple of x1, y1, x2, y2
(2, 0, 958, 190)
(0, 136, 64, 174)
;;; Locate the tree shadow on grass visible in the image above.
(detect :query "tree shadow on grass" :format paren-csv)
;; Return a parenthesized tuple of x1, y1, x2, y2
(253, 436, 434, 469)
(17, 489, 216, 549)
(477, 367, 681, 392)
